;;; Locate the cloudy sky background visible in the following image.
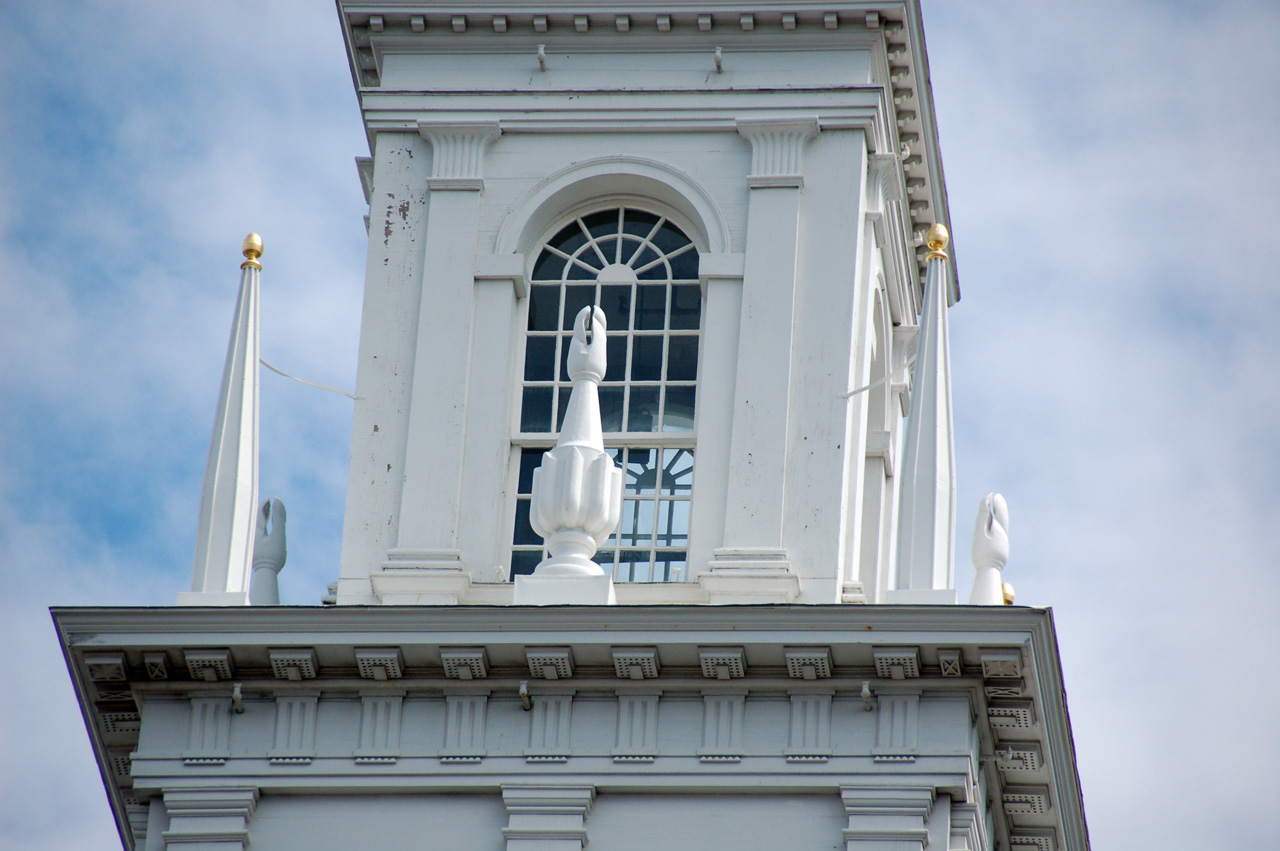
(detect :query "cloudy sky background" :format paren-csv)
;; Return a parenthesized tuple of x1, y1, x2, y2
(2, 1, 1277, 848)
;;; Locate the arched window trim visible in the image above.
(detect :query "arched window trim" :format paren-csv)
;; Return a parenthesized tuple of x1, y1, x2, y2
(509, 199, 703, 584)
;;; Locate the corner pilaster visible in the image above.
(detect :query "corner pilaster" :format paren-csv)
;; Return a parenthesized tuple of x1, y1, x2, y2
(384, 121, 501, 593)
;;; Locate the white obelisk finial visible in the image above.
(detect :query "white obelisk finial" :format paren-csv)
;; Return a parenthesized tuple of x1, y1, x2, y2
(514, 305, 623, 604)
(179, 234, 263, 605)
(894, 223, 957, 595)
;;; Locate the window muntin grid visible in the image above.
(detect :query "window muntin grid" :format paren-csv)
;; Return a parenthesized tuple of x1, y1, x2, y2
(513, 206, 700, 582)
(512, 445, 694, 582)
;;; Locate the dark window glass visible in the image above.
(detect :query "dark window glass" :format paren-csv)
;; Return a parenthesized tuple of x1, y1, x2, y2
(599, 387, 625, 432)
(521, 387, 553, 432)
(528, 285, 560, 331)
(662, 386, 696, 432)
(666, 335, 698, 381)
(631, 335, 663, 381)
(595, 237, 619, 266)
(669, 246, 699, 280)
(635, 285, 666, 330)
(622, 209, 661, 238)
(629, 245, 661, 274)
(513, 500, 540, 545)
(518, 448, 549, 493)
(669, 285, 701, 329)
(625, 449, 658, 494)
(531, 251, 567, 282)
(582, 209, 620, 241)
(566, 259, 597, 279)
(524, 336, 556, 382)
(563, 285, 594, 331)
(627, 387, 659, 432)
(511, 549, 541, 578)
(637, 261, 669, 281)
(600, 284, 631, 330)
(556, 390, 571, 430)
(605, 335, 627, 382)
(661, 448, 695, 494)
(650, 222, 689, 256)
(548, 222, 588, 256)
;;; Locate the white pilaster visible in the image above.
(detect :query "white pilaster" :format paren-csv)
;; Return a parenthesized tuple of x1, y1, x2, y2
(161, 787, 258, 850)
(893, 224, 957, 596)
(181, 237, 262, 606)
(704, 119, 817, 595)
(383, 121, 500, 590)
(502, 785, 595, 851)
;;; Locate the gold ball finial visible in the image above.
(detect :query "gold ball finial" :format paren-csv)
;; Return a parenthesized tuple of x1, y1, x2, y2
(925, 223, 949, 260)
(1001, 582, 1016, 606)
(241, 233, 263, 270)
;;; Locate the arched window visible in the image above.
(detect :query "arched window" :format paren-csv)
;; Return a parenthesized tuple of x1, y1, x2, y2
(512, 206, 702, 582)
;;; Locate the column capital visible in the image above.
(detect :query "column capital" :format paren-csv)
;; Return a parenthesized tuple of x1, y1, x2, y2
(162, 786, 259, 848)
(840, 785, 934, 850)
(736, 117, 820, 188)
(417, 121, 502, 190)
(502, 785, 596, 850)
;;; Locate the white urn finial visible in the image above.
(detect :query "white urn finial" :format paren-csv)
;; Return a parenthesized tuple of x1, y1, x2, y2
(528, 306, 623, 577)
(968, 493, 1009, 604)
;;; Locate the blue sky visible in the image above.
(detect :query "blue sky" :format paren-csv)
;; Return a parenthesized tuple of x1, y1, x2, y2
(2, 2, 1278, 848)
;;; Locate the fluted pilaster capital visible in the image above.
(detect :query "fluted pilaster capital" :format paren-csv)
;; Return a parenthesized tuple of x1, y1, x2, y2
(417, 121, 501, 190)
(736, 117, 820, 188)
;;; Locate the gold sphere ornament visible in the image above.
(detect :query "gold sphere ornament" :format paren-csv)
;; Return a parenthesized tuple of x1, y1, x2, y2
(926, 222, 947, 252)
(241, 232, 263, 269)
(1001, 582, 1015, 606)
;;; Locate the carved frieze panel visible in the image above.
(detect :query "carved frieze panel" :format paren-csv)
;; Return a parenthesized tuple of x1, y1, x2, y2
(613, 693, 659, 762)
(355, 693, 403, 764)
(184, 696, 231, 765)
(526, 693, 573, 762)
(699, 692, 745, 762)
(441, 694, 487, 762)
(269, 693, 318, 764)
(786, 693, 832, 761)
(873, 693, 918, 761)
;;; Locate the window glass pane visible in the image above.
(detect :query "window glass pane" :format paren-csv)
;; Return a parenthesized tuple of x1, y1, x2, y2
(660, 448, 695, 494)
(670, 285, 701, 329)
(622, 209, 661, 238)
(563, 285, 595, 330)
(627, 386, 659, 432)
(559, 334, 572, 381)
(548, 222, 588, 256)
(531, 250, 566, 282)
(605, 335, 627, 382)
(618, 550, 653, 582)
(655, 499, 690, 547)
(518, 448, 549, 493)
(629, 245, 661, 274)
(666, 335, 698, 381)
(593, 549, 616, 569)
(650, 221, 691, 256)
(631, 335, 663, 381)
(600, 285, 632, 330)
(511, 549, 542, 578)
(637, 261, 669, 282)
(635, 285, 667, 330)
(619, 498, 655, 547)
(528, 285, 560, 331)
(596, 237, 620, 265)
(599, 386, 624, 432)
(582, 209, 621, 241)
(566, 259, 597, 279)
(625, 449, 658, 494)
(513, 500, 540, 545)
(653, 552, 686, 582)
(669, 246, 699, 280)
(524, 336, 556, 381)
(662, 386, 696, 432)
(521, 387, 553, 432)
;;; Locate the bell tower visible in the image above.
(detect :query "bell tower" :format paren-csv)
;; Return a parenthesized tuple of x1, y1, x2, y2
(333, 2, 959, 607)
